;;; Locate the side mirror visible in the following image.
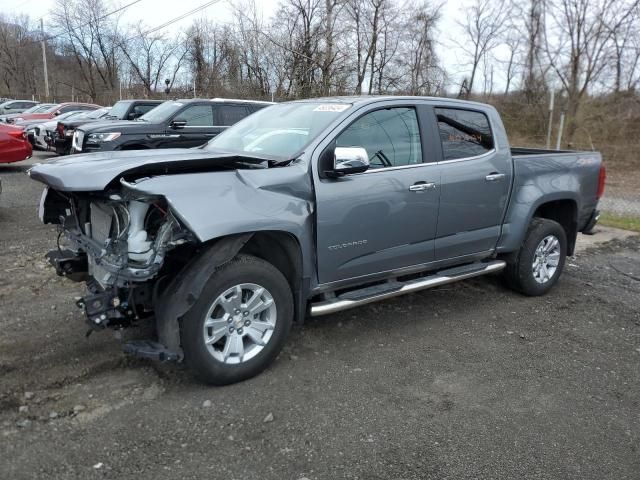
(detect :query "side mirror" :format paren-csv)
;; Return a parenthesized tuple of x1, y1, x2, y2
(54, 111, 61, 116)
(170, 118, 187, 129)
(127, 112, 139, 120)
(331, 147, 370, 176)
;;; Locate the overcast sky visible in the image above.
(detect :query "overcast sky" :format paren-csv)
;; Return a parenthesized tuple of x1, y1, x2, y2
(2, 0, 503, 92)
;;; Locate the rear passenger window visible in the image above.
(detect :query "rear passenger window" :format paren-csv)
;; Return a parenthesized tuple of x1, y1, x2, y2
(220, 105, 249, 126)
(435, 108, 494, 160)
(336, 107, 422, 169)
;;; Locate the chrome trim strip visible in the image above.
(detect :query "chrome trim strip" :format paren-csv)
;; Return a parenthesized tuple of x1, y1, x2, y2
(310, 260, 506, 316)
(436, 148, 497, 165)
(357, 162, 438, 175)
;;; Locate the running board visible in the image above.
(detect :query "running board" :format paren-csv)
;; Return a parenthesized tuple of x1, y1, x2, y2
(310, 260, 506, 317)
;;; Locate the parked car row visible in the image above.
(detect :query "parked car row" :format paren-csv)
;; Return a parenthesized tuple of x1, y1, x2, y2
(0, 99, 41, 115)
(0, 98, 274, 164)
(70, 98, 272, 153)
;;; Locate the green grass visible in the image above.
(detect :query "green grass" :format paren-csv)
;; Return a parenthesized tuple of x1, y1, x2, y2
(599, 213, 640, 233)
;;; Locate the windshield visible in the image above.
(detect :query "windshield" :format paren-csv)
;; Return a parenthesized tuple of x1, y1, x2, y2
(86, 107, 110, 119)
(45, 104, 66, 113)
(204, 102, 351, 158)
(107, 101, 131, 119)
(54, 111, 79, 121)
(138, 101, 183, 122)
(24, 105, 49, 114)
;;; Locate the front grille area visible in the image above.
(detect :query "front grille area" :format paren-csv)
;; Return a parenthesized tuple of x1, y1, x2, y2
(72, 130, 85, 151)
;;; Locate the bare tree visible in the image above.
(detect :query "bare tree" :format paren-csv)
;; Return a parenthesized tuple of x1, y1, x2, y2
(50, 0, 122, 101)
(609, 4, 640, 93)
(0, 15, 41, 97)
(544, 0, 640, 144)
(456, 0, 509, 98)
(345, 0, 385, 94)
(119, 24, 187, 97)
(400, 2, 443, 95)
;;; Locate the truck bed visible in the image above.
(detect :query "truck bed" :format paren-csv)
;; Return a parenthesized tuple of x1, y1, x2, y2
(510, 146, 587, 156)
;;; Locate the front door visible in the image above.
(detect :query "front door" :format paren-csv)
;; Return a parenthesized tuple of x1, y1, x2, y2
(432, 107, 512, 260)
(165, 104, 220, 148)
(314, 106, 441, 286)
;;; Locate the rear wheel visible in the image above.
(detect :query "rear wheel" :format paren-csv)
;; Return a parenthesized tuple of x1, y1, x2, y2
(503, 217, 567, 296)
(181, 254, 293, 385)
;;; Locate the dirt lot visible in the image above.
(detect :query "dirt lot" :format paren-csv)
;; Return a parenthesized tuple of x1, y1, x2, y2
(1, 152, 639, 480)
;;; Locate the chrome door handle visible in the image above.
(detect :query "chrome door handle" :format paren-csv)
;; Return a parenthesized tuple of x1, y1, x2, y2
(485, 173, 506, 182)
(409, 182, 436, 192)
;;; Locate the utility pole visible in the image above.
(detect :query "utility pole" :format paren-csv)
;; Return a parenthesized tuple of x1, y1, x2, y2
(40, 19, 50, 99)
(546, 90, 555, 149)
(556, 112, 565, 150)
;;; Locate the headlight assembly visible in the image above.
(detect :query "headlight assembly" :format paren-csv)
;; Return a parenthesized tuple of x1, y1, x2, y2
(87, 132, 121, 143)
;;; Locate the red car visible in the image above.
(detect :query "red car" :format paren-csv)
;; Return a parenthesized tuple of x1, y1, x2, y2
(3, 102, 101, 124)
(0, 124, 32, 164)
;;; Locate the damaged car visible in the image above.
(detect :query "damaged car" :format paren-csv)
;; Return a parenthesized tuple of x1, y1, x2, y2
(29, 97, 604, 385)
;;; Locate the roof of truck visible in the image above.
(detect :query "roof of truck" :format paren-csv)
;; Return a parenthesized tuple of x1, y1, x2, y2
(293, 95, 492, 108)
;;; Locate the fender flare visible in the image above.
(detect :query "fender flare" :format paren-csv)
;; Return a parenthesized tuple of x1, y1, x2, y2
(155, 233, 254, 357)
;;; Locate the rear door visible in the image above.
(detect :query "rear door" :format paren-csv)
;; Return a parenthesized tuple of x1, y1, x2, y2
(433, 107, 512, 260)
(314, 104, 441, 285)
(165, 104, 217, 148)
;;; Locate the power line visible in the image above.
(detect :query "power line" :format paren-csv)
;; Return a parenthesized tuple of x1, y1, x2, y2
(121, 0, 223, 42)
(44, 0, 146, 42)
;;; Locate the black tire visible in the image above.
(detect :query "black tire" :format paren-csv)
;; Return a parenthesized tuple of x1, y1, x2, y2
(503, 217, 567, 296)
(181, 254, 293, 385)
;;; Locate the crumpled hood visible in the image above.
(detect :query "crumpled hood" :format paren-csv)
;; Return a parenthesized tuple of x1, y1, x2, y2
(28, 148, 275, 191)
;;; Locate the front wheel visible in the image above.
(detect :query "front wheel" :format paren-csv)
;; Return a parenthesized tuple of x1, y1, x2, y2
(181, 255, 293, 385)
(503, 217, 567, 296)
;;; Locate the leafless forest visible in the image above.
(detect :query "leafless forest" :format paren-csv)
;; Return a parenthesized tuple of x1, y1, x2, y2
(1, 0, 639, 184)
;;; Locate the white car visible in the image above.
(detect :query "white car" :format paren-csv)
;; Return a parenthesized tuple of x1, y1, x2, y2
(27, 109, 109, 150)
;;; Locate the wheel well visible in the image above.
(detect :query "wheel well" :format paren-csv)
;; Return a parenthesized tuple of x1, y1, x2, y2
(239, 231, 305, 322)
(533, 200, 578, 255)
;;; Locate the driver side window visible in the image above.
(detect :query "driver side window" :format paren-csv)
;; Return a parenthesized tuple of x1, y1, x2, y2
(336, 107, 422, 169)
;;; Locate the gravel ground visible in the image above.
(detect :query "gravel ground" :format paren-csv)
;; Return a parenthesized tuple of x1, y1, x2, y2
(1, 152, 639, 480)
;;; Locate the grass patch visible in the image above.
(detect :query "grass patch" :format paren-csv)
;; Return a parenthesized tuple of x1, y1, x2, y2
(599, 213, 640, 233)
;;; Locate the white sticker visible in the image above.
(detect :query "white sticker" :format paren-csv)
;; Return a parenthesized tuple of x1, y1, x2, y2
(313, 104, 350, 112)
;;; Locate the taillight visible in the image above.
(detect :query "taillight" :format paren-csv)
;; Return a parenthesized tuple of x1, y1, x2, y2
(7, 129, 24, 140)
(597, 165, 606, 199)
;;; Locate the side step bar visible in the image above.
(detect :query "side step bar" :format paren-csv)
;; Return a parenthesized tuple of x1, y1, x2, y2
(310, 260, 506, 317)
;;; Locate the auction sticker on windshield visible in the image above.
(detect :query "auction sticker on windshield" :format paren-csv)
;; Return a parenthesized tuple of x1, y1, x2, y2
(313, 104, 350, 112)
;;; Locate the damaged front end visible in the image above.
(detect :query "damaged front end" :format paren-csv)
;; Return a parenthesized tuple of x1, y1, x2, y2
(40, 183, 195, 335)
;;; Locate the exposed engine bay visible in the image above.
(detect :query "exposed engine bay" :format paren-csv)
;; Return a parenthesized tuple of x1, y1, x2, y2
(41, 185, 195, 332)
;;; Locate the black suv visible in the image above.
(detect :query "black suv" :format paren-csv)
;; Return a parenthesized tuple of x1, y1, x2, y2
(71, 98, 273, 153)
(56, 99, 163, 155)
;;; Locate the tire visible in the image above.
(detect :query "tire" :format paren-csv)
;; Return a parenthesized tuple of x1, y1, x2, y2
(181, 254, 293, 385)
(503, 217, 567, 296)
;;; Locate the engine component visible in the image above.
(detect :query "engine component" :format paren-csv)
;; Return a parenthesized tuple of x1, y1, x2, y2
(127, 200, 153, 262)
(45, 249, 88, 282)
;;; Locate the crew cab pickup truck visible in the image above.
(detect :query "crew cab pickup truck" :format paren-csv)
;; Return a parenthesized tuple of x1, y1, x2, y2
(29, 96, 605, 385)
(55, 100, 162, 155)
(69, 98, 273, 154)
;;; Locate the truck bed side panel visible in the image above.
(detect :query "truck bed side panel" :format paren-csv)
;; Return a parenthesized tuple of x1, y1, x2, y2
(497, 152, 601, 253)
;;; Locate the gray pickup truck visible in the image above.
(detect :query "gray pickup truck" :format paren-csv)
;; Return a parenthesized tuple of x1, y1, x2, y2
(29, 96, 605, 385)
